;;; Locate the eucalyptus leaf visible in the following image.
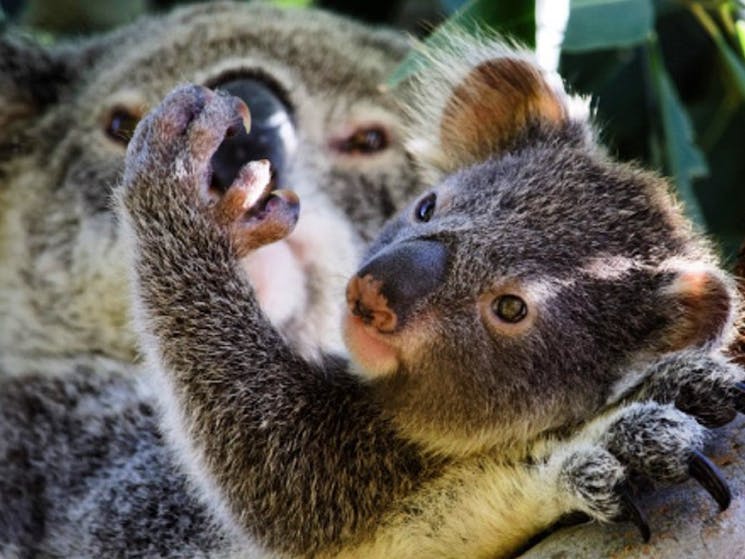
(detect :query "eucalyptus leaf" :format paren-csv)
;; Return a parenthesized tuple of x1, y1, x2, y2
(386, 0, 534, 88)
(717, 39, 745, 98)
(563, 0, 654, 52)
(647, 40, 707, 226)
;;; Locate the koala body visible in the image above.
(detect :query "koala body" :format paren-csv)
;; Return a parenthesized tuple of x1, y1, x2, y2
(0, 1, 419, 378)
(2, 14, 745, 559)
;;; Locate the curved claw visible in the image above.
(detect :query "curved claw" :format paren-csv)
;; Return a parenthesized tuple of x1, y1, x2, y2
(688, 451, 732, 511)
(733, 382, 745, 414)
(617, 482, 651, 543)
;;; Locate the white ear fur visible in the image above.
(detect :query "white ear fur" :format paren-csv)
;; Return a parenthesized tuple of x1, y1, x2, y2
(400, 31, 591, 178)
(659, 261, 740, 351)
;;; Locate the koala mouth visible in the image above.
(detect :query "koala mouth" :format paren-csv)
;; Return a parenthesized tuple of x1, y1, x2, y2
(208, 74, 297, 193)
(343, 312, 400, 377)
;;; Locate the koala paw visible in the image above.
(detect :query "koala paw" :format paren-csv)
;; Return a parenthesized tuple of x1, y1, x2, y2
(121, 84, 298, 254)
(637, 351, 745, 428)
(602, 402, 730, 508)
(559, 401, 731, 542)
(559, 447, 628, 522)
(211, 159, 299, 257)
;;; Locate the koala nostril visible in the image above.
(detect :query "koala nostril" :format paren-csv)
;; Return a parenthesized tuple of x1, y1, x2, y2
(209, 76, 296, 192)
(346, 275, 398, 333)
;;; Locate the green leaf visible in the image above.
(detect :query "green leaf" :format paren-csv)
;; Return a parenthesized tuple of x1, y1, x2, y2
(737, 20, 745, 57)
(647, 39, 708, 227)
(717, 39, 745, 99)
(563, 0, 654, 52)
(690, 5, 745, 100)
(386, 0, 534, 88)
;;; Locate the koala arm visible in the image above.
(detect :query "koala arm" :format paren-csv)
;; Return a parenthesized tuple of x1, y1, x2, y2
(118, 86, 431, 557)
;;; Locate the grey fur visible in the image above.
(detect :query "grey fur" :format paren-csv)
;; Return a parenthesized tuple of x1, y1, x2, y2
(2, 16, 745, 559)
(0, 1, 420, 376)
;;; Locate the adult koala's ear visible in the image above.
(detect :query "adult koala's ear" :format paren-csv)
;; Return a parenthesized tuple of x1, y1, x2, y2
(0, 33, 103, 142)
(657, 264, 739, 353)
(403, 33, 590, 175)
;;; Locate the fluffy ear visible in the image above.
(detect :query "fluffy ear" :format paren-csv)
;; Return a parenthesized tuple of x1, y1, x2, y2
(402, 33, 588, 176)
(440, 58, 566, 166)
(1, 35, 67, 130)
(658, 265, 739, 352)
(0, 33, 104, 137)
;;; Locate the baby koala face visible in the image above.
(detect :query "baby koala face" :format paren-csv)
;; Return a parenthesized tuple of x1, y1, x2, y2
(344, 47, 738, 456)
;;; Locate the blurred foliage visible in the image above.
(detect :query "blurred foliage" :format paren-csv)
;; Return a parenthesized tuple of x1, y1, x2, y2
(559, 0, 745, 259)
(387, 0, 535, 88)
(1, 0, 743, 257)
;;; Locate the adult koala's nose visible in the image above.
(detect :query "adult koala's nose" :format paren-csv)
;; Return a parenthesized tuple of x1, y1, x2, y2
(346, 240, 448, 333)
(210, 77, 297, 191)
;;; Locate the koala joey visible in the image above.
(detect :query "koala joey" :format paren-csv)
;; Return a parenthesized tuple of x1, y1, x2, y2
(0, 1, 419, 379)
(2, 24, 745, 559)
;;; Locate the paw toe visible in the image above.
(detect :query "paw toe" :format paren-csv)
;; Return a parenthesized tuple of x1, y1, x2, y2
(187, 91, 250, 164)
(560, 447, 626, 522)
(152, 84, 213, 142)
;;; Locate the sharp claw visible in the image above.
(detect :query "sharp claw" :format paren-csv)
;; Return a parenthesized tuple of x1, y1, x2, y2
(688, 451, 732, 511)
(733, 382, 745, 414)
(617, 482, 651, 543)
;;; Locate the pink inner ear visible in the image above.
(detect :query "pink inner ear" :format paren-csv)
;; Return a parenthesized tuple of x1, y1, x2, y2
(663, 269, 733, 351)
(439, 58, 566, 170)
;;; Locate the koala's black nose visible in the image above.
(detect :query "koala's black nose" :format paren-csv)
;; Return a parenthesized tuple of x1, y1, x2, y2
(347, 240, 448, 333)
(210, 77, 296, 191)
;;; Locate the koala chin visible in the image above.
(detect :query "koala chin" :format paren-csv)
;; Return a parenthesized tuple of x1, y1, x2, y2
(0, 1, 421, 376)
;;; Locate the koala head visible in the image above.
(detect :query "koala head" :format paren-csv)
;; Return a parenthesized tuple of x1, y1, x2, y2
(0, 2, 422, 372)
(344, 36, 739, 457)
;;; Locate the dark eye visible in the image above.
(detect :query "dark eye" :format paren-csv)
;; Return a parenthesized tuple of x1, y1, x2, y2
(105, 107, 140, 145)
(415, 193, 437, 222)
(335, 126, 388, 155)
(492, 295, 527, 323)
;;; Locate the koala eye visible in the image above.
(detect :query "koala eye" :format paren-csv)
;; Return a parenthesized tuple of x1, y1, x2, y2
(414, 193, 437, 222)
(105, 107, 140, 145)
(334, 126, 389, 155)
(492, 295, 527, 323)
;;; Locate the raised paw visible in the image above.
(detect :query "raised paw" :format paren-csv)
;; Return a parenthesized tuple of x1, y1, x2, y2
(124, 85, 249, 195)
(210, 159, 299, 257)
(119, 84, 298, 254)
(633, 350, 745, 428)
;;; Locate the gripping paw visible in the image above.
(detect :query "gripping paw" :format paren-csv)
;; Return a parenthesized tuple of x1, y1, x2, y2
(634, 350, 745, 428)
(559, 447, 651, 541)
(559, 401, 731, 543)
(121, 84, 299, 255)
(602, 402, 730, 510)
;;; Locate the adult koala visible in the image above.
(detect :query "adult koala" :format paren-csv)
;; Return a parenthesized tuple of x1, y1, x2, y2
(0, 1, 420, 379)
